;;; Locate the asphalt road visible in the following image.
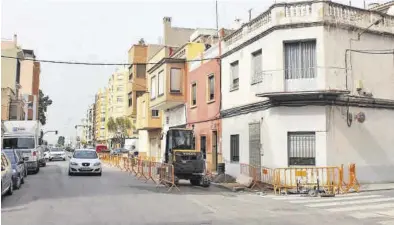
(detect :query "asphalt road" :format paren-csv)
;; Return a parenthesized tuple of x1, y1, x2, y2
(2, 160, 393, 225)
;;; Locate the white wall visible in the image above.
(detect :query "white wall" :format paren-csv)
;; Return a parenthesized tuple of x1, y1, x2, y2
(160, 104, 187, 160)
(327, 106, 394, 183)
(323, 27, 394, 99)
(138, 130, 149, 153)
(221, 26, 325, 110)
(222, 106, 327, 178)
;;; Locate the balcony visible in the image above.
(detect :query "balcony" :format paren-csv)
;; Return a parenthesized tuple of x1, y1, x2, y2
(254, 67, 350, 99)
(136, 93, 162, 130)
(148, 58, 186, 110)
(223, 1, 394, 53)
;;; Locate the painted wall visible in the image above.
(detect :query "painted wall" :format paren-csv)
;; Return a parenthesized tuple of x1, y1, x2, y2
(222, 106, 327, 178)
(327, 106, 394, 183)
(221, 26, 325, 110)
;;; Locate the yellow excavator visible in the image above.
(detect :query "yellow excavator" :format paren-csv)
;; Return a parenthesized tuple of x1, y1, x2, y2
(163, 128, 210, 187)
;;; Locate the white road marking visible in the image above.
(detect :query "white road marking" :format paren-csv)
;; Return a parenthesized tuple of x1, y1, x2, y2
(306, 197, 394, 208)
(327, 202, 394, 212)
(187, 197, 217, 214)
(350, 209, 394, 219)
(265, 192, 360, 200)
(290, 195, 381, 204)
(378, 220, 394, 225)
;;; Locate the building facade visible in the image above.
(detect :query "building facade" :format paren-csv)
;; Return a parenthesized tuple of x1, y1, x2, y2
(20, 49, 40, 120)
(1, 36, 26, 121)
(94, 88, 108, 144)
(220, 1, 394, 183)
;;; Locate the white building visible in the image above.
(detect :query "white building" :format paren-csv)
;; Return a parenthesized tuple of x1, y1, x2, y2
(220, 0, 394, 183)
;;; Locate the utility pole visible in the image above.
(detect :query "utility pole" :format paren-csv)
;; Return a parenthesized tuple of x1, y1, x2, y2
(248, 8, 252, 22)
(215, 0, 219, 31)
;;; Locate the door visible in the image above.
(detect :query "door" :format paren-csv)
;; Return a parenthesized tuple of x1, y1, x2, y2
(212, 131, 218, 171)
(150, 138, 157, 159)
(200, 136, 206, 160)
(249, 122, 261, 168)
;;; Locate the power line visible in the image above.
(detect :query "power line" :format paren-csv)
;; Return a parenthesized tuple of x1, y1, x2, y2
(1, 55, 220, 66)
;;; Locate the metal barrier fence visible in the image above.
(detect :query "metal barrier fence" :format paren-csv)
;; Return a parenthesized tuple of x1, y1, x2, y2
(99, 153, 179, 192)
(239, 162, 359, 195)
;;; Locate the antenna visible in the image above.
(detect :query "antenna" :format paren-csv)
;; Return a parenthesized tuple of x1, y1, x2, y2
(215, 0, 219, 31)
(248, 8, 252, 22)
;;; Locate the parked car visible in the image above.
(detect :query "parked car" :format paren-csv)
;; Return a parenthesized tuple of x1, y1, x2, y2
(110, 148, 129, 155)
(49, 148, 66, 161)
(68, 149, 102, 176)
(1, 152, 14, 196)
(95, 144, 108, 153)
(3, 149, 26, 189)
(38, 146, 46, 167)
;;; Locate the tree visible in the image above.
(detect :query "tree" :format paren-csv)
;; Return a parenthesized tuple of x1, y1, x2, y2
(38, 89, 53, 125)
(107, 116, 134, 147)
(57, 136, 65, 146)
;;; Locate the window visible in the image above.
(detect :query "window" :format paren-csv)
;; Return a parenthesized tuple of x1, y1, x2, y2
(158, 70, 164, 96)
(136, 65, 146, 78)
(208, 74, 215, 101)
(152, 110, 159, 117)
(136, 91, 144, 98)
(191, 83, 197, 106)
(170, 68, 181, 92)
(117, 86, 124, 91)
(288, 132, 316, 166)
(128, 92, 132, 107)
(101, 118, 105, 122)
(142, 101, 146, 118)
(284, 40, 316, 79)
(230, 61, 239, 90)
(117, 97, 123, 103)
(251, 49, 263, 84)
(230, 135, 239, 162)
(151, 76, 157, 99)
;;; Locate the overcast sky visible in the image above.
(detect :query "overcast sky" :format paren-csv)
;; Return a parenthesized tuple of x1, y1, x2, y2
(1, 0, 382, 144)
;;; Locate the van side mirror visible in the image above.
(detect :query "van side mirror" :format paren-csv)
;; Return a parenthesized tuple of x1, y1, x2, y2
(23, 157, 29, 161)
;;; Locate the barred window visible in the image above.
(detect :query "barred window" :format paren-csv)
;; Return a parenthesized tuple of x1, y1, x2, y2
(230, 134, 240, 162)
(288, 132, 316, 166)
(230, 61, 239, 90)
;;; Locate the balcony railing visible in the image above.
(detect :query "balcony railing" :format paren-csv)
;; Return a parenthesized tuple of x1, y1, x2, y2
(252, 67, 348, 94)
(224, 1, 394, 51)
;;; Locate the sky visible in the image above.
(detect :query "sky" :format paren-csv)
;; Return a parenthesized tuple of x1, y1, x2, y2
(1, 0, 383, 144)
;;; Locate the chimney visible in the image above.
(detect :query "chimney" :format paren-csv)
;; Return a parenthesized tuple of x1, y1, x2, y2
(13, 34, 17, 45)
(163, 17, 172, 46)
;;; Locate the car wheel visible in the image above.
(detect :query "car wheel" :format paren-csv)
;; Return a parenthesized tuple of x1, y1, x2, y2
(35, 166, 40, 174)
(7, 180, 13, 195)
(63, 158, 66, 161)
(68, 170, 73, 176)
(43, 162, 46, 167)
(97, 172, 102, 176)
(14, 177, 21, 190)
(49, 159, 52, 161)
(21, 175, 25, 184)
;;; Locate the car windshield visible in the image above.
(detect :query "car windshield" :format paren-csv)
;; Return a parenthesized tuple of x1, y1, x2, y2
(73, 151, 98, 159)
(2, 137, 35, 149)
(3, 151, 17, 164)
(168, 130, 193, 150)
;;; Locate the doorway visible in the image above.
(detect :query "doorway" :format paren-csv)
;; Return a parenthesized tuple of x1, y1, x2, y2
(200, 136, 206, 160)
(212, 131, 218, 171)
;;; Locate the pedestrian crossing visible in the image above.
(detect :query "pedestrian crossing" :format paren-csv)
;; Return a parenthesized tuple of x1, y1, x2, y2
(261, 192, 394, 224)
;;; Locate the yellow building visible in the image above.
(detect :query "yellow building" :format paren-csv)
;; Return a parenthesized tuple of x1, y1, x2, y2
(94, 88, 108, 144)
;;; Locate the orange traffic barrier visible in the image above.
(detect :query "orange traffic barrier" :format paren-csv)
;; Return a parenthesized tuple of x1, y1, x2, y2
(345, 163, 360, 192)
(155, 162, 180, 192)
(273, 166, 344, 195)
(136, 160, 155, 183)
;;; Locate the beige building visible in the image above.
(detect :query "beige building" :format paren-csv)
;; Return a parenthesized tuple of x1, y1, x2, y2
(1, 35, 26, 120)
(94, 88, 108, 144)
(106, 67, 131, 142)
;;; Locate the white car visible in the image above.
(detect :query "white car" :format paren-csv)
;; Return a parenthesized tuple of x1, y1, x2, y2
(49, 148, 66, 161)
(68, 149, 102, 176)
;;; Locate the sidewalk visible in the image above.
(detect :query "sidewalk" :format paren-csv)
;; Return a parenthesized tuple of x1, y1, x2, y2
(359, 183, 394, 192)
(212, 182, 394, 193)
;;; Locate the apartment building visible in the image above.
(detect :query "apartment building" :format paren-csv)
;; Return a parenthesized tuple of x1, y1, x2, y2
(106, 67, 130, 144)
(20, 49, 40, 120)
(94, 88, 108, 144)
(220, 1, 394, 183)
(186, 29, 232, 172)
(1, 35, 26, 121)
(82, 104, 95, 145)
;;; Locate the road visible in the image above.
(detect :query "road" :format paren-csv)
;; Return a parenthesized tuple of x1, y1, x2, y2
(2, 160, 394, 225)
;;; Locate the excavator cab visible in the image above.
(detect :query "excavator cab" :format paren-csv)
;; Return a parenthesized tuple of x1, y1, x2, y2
(163, 128, 210, 187)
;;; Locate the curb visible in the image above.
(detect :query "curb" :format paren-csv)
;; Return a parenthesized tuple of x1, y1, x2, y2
(358, 188, 394, 193)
